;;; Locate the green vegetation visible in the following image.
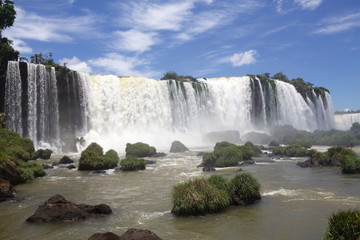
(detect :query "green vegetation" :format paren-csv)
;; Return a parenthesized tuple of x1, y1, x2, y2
(120, 155, 146, 171)
(202, 141, 261, 168)
(0, 128, 45, 184)
(302, 146, 360, 173)
(272, 144, 309, 157)
(32, 149, 53, 160)
(125, 142, 156, 157)
(161, 71, 197, 82)
(170, 140, 189, 153)
(268, 140, 280, 147)
(171, 173, 261, 216)
(78, 142, 119, 170)
(271, 124, 360, 147)
(228, 173, 261, 205)
(323, 209, 360, 240)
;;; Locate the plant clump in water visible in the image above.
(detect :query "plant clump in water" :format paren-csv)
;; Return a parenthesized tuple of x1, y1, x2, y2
(171, 173, 261, 216)
(120, 155, 146, 171)
(78, 142, 119, 171)
(125, 142, 156, 157)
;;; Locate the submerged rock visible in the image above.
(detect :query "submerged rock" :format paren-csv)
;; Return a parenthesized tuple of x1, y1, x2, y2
(88, 232, 120, 240)
(88, 229, 162, 240)
(119, 228, 162, 240)
(170, 140, 189, 153)
(151, 152, 167, 158)
(67, 165, 76, 169)
(0, 178, 14, 201)
(202, 166, 216, 172)
(26, 194, 112, 223)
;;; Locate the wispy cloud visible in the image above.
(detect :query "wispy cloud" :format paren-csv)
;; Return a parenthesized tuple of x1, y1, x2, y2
(88, 53, 160, 78)
(314, 10, 360, 34)
(230, 50, 258, 67)
(294, 0, 323, 11)
(273, 0, 284, 13)
(261, 23, 295, 37)
(3, 7, 100, 43)
(60, 56, 92, 73)
(111, 30, 158, 53)
(11, 39, 33, 54)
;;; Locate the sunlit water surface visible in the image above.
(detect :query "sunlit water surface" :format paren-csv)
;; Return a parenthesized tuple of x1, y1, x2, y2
(0, 148, 359, 240)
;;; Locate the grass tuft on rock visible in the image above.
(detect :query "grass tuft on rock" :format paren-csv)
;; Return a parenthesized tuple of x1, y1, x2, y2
(120, 155, 146, 171)
(171, 173, 261, 216)
(323, 209, 360, 240)
(78, 143, 119, 171)
(125, 142, 156, 157)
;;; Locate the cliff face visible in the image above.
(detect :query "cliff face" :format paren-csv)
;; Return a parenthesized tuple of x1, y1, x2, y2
(3, 61, 336, 151)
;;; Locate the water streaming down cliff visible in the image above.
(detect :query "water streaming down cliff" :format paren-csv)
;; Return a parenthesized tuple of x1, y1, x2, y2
(5, 61, 61, 149)
(4, 62, 335, 151)
(334, 113, 360, 130)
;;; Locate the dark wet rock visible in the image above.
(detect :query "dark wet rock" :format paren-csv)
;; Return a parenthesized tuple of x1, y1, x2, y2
(42, 164, 54, 169)
(119, 228, 162, 240)
(32, 149, 53, 160)
(88, 232, 120, 240)
(170, 140, 189, 153)
(26, 194, 112, 223)
(0, 178, 14, 201)
(52, 162, 60, 167)
(235, 168, 244, 173)
(93, 170, 106, 174)
(151, 152, 166, 158)
(297, 158, 320, 168)
(67, 165, 76, 169)
(59, 156, 74, 164)
(146, 160, 157, 164)
(202, 166, 216, 172)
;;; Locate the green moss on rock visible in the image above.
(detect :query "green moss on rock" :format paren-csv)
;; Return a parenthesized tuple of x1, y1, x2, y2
(125, 142, 156, 157)
(78, 143, 119, 171)
(120, 155, 146, 171)
(170, 140, 189, 153)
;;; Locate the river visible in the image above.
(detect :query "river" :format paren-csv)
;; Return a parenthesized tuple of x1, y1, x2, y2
(0, 147, 359, 240)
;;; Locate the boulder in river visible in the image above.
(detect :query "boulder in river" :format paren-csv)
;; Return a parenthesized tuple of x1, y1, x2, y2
(59, 155, 75, 164)
(88, 228, 162, 240)
(170, 140, 189, 153)
(26, 194, 112, 223)
(0, 178, 14, 201)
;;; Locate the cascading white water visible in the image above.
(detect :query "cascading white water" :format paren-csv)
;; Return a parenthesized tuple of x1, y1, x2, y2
(335, 112, 360, 130)
(5, 61, 22, 135)
(274, 80, 317, 131)
(5, 61, 61, 150)
(4, 63, 337, 152)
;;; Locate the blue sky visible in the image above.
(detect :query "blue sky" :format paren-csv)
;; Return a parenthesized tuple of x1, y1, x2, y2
(3, 0, 360, 111)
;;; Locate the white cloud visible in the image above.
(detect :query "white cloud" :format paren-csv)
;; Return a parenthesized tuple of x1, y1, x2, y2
(59, 56, 92, 73)
(230, 50, 258, 67)
(294, 0, 322, 11)
(315, 11, 360, 34)
(88, 53, 160, 78)
(274, 0, 284, 13)
(112, 30, 158, 53)
(11, 39, 32, 54)
(120, 1, 194, 31)
(3, 7, 99, 42)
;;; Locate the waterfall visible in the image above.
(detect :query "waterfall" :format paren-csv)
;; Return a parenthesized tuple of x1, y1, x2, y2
(5, 61, 61, 150)
(5, 61, 22, 135)
(335, 112, 360, 130)
(4, 62, 337, 152)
